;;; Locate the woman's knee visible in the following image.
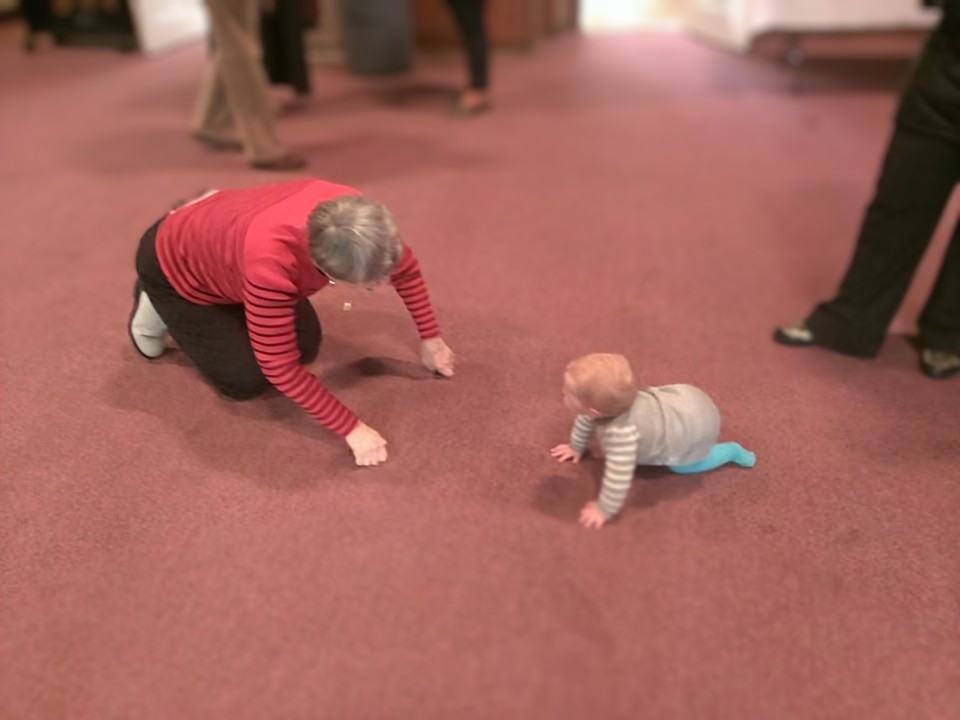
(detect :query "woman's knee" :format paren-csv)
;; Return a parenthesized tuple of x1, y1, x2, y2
(215, 375, 269, 401)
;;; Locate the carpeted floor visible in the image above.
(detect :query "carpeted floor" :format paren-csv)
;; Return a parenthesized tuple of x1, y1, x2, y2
(1, 23, 958, 720)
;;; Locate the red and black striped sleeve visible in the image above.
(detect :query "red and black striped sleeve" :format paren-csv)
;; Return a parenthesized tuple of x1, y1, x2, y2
(242, 259, 359, 437)
(390, 245, 440, 339)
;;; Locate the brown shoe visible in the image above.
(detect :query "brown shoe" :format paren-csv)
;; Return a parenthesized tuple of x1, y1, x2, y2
(250, 153, 307, 171)
(449, 98, 491, 118)
(192, 132, 243, 152)
(449, 89, 492, 118)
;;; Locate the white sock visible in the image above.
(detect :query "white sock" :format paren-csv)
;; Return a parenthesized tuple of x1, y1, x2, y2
(130, 291, 167, 358)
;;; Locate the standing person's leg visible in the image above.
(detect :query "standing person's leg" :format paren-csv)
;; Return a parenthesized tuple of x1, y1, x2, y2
(21, 0, 53, 51)
(131, 222, 321, 399)
(193, 0, 305, 170)
(278, 0, 311, 98)
(918, 213, 960, 378)
(192, 59, 240, 150)
(445, 0, 490, 115)
(775, 128, 960, 358)
(193, 1, 248, 151)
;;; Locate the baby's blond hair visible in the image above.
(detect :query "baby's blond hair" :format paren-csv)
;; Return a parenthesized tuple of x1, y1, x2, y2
(565, 353, 638, 417)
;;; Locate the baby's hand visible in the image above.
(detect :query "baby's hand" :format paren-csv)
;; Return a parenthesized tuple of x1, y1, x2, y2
(579, 502, 607, 529)
(550, 444, 582, 463)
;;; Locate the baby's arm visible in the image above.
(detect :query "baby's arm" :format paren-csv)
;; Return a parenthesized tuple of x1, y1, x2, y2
(596, 425, 641, 519)
(569, 415, 596, 454)
(551, 415, 596, 463)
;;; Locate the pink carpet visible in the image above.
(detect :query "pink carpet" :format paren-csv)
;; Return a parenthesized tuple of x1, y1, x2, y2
(1, 25, 958, 720)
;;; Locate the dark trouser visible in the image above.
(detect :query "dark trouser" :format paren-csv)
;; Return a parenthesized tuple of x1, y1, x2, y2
(806, 128, 960, 357)
(260, 0, 310, 95)
(21, 1, 53, 33)
(445, 0, 488, 90)
(134, 219, 322, 400)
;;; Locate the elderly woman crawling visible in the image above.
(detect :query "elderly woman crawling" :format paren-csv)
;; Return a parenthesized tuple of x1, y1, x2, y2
(128, 179, 455, 467)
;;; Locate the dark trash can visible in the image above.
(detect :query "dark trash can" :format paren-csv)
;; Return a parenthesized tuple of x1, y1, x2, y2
(339, 0, 413, 75)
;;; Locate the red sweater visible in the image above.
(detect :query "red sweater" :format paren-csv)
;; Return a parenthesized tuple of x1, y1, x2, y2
(156, 179, 440, 436)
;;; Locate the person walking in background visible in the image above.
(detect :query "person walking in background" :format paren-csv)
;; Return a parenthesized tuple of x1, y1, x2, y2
(260, 0, 311, 107)
(20, 0, 53, 52)
(193, 0, 306, 170)
(444, 0, 491, 116)
(774, 0, 960, 379)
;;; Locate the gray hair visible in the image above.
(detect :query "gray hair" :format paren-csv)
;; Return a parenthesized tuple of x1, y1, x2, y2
(307, 196, 402, 283)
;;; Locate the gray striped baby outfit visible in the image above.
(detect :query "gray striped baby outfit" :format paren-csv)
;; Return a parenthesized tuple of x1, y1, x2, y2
(569, 384, 721, 519)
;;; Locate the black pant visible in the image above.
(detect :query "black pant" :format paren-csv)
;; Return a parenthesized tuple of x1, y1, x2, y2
(806, 128, 960, 357)
(260, 0, 310, 95)
(445, 0, 488, 90)
(20, 1, 53, 33)
(135, 219, 322, 400)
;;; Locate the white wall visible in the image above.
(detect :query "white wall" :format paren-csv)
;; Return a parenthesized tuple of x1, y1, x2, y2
(686, 0, 938, 51)
(580, 0, 685, 32)
(127, 0, 209, 55)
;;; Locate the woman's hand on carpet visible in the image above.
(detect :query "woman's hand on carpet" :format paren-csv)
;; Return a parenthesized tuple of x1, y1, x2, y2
(346, 422, 388, 467)
(579, 502, 606, 529)
(550, 444, 582, 463)
(421, 337, 455, 377)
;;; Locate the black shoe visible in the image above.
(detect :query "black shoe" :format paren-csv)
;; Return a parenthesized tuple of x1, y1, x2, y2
(920, 349, 960, 380)
(773, 323, 814, 347)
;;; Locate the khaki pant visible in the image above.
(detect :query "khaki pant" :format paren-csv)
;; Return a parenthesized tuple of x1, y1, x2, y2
(193, 0, 286, 163)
